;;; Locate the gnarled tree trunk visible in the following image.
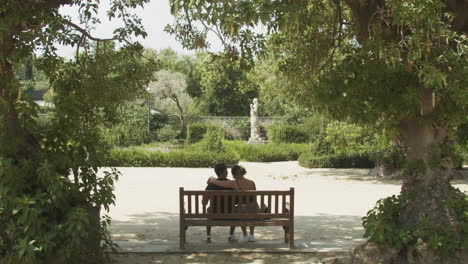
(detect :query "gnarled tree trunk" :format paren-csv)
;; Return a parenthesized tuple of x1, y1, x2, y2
(352, 86, 467, 263)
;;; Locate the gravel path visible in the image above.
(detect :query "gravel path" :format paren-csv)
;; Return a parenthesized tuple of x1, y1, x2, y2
(108, 162, 467, 262)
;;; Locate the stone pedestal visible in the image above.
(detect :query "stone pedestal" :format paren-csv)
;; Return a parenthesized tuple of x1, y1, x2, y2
(248, 138, 266, 145)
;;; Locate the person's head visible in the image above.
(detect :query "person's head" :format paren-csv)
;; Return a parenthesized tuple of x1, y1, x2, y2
(214, 163, 228, 179)
(231, 165, 247, 179)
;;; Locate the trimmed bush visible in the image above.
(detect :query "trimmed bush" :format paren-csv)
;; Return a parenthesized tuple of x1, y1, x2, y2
(234, 144, 290, 162)
(268, 124, 309, 144)
(224, 141, 309, 162)
(99, 103, 160, 147)
(374, 147, 406, 171)
(187, 123, 222, 144)
(298, 152, 375, 168)
(309, 131, 333, 155)
(199, 126, 226, 153)
(104, 148, 239, 168)
(156, 124, 178, 142)
(186, 123, 207, 144)
(323, 120, 377, 154)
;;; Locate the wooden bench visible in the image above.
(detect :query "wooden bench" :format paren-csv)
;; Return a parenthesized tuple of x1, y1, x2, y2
(179, 187, 295, 249)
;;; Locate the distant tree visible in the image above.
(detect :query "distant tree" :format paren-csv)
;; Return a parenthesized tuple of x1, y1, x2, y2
(191, 52, 258, 116)
(248, 55, 313, 120)
(148, 70, 197, 138)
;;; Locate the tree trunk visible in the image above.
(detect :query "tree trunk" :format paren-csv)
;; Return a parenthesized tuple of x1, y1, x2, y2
(0, 40, 40, 161)
(173, 96, 187, 139)
(352, 88, 467, 263)
(0, 39, 24, 158)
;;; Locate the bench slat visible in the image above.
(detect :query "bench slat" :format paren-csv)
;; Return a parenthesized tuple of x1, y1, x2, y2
(275, 194, 279, 214)
(268, 194, 272, 214)
(195, 195, 199, 214)
(260, 194, 264, 212)
(282, 194, 286, 214)
(188, 195, 192, 215)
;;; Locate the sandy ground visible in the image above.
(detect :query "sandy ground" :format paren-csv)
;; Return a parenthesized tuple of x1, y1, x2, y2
(114, 252, 351, 264)
(108, 162, 468, 263)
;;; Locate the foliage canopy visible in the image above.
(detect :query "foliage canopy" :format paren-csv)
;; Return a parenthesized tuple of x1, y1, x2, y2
(168, 0, 468, 262)
(0, 1, 156, 263)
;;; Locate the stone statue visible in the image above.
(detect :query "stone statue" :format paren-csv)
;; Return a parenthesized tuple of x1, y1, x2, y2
(248, 98, 263, 144)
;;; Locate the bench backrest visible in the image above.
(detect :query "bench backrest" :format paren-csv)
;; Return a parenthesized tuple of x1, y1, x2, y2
(179, 187, 294, 220)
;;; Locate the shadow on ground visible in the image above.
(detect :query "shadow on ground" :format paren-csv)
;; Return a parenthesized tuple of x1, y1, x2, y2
(306, 169, 403, 185)
(301, 167, 468, 186)
(111, 212, 365, 253)
(268, 168, 403, 185)
(114, 252, 351, 264)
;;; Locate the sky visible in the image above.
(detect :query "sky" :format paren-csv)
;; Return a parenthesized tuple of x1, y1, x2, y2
(57, 0, 222, 58)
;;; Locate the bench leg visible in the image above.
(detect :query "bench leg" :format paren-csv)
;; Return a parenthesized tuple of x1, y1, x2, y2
(288, 224, 294, 249)
(180, 224, 186, 249)
(282, 226, 289, 243)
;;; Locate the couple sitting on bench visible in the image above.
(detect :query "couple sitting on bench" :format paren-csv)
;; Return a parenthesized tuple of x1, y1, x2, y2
(202, 163, 260, 243)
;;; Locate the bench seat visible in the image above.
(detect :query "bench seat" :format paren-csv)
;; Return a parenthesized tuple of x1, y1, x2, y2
(184, 218, 291, 226)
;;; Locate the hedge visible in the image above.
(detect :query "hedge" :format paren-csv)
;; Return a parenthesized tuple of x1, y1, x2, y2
(104, 148, 239, 168)
(186, 123, 222, 144)
(224, 141, 309, 162)
(268, 124, 309, 144)
(186, 123, 207, 144)
(298, 152, 375, 168)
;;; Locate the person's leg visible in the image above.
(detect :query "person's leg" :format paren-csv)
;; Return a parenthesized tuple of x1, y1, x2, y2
(230, 226, 235, 235)
(228, 226, 236, 241)
(204, 226, 211, 241)
(248, 226, 255, 242)
(241, 226, 248, 236)
(207, 226, 211, 236)
(204, 207, 212, 240)
(240, 226, 249, 242)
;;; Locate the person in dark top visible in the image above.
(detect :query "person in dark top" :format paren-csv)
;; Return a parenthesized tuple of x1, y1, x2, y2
(202, 163, 236, 241)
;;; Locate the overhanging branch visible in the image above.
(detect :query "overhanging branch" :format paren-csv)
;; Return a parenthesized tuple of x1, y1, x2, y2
(63, 20, 119, 42)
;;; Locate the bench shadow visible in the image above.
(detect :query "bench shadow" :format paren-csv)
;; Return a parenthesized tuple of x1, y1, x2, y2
(111, 212, 366, 253)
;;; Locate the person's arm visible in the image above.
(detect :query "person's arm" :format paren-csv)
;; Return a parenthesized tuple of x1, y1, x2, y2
(208, 177, 237, 189)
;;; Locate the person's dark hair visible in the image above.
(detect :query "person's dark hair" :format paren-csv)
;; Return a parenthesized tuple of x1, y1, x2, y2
(231, 165, 247, 177)
(214, 163, 227, 177)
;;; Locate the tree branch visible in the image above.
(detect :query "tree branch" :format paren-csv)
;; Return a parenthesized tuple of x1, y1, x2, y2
(44, 0, 74, 9)
(63, 20, 119, 42)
